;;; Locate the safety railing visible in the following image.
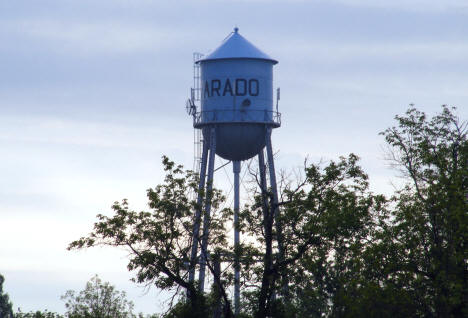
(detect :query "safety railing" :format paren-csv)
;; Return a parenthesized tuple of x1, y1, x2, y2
(193, 109, 281, 127)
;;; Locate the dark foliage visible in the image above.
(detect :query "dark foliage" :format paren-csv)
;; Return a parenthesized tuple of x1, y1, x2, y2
(0, 274, 14, 318)
(68, 106, 466, 318)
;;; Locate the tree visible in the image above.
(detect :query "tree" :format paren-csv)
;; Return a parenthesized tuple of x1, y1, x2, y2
(68, 157, 232, 317)
(61, 275, 135, 318)
(69, 151, 384, 318)
(239, 154, 385, 318)
(0, 274, 14, 318)
(239, 106, 467, 318)
(68, 106, 466, 317)
(15, 310, 64, 318)
(68, 154, 388, 318)
(377, 106, 467, 317)
(311, 106, 467, 318)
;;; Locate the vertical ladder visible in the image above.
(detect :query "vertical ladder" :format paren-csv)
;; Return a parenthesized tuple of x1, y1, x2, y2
(193, 52, 203, 101)
(194, 129, 203, 174)
(193, 52, 204, 174)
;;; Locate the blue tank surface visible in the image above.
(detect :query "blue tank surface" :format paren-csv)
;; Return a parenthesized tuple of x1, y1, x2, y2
(194, 28, 280, 161)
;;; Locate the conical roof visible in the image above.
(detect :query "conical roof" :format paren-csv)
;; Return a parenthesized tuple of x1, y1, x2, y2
(199, 28, 278, 64)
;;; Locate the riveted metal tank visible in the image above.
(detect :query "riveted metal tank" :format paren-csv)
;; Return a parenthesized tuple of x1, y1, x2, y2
(194, 28, 280, 161)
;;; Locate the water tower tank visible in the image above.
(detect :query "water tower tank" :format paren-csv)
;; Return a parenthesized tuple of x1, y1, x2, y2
(194, 28, 280, 161)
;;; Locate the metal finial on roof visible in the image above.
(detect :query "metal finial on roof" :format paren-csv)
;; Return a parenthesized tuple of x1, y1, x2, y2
(234, 27, 239, 33)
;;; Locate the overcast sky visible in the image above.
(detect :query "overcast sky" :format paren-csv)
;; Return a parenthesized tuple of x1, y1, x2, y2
(1, 0, 467, 314)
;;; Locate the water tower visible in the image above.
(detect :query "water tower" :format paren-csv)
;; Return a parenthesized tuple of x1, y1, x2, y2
(186, 28, 281, 315)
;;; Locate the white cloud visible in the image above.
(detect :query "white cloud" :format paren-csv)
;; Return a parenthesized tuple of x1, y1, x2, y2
(224, 0, 468, 12)
(328, 0, 468, 12)
(0, 115, 191, 150)
(1, 18, 189, 56)
(276, 40, 468, 63)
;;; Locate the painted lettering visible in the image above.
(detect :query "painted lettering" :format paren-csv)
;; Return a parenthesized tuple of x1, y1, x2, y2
(235, 79, 247, 96)
(222, 79, 233, 96)
(204, 81, 210, 98)
(204, 78, 260, 98)
(249, 79, 259, 96)
(211, 79, 221, 97)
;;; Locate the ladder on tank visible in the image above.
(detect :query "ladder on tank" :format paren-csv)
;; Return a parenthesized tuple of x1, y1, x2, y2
(192, 52, 204, 174)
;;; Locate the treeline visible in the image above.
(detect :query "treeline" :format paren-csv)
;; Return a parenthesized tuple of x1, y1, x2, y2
(0, 274, 159, 318)
(69, 106, 466, 318)
(2, 106, 466, 318)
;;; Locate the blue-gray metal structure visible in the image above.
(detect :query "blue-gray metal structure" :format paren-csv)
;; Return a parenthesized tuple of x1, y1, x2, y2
(187, 28, 282, 317)
(233, 160, 241, 313)
(194, 27, 280, 161)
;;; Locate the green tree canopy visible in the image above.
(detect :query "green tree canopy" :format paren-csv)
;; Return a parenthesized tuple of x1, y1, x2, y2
(68, 157, 230, 316)
(61, 275, 135, 318)
(377, 106, 467, 317)
(68, 106, 467, 318)
(326, 106, 467, 318)
(0, 274, 14, 318)
(15, 310, 64, 318)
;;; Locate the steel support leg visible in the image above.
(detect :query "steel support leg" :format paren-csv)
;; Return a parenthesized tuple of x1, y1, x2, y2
(233, 160, 241, 316)
(258, 150, 268, 222)
(199, 127, 217, 292)
(189, 139, 209, 285)
(265, 128, 289, 297)
(213, 254, 222, 318)
(258, 149, 275, 305)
